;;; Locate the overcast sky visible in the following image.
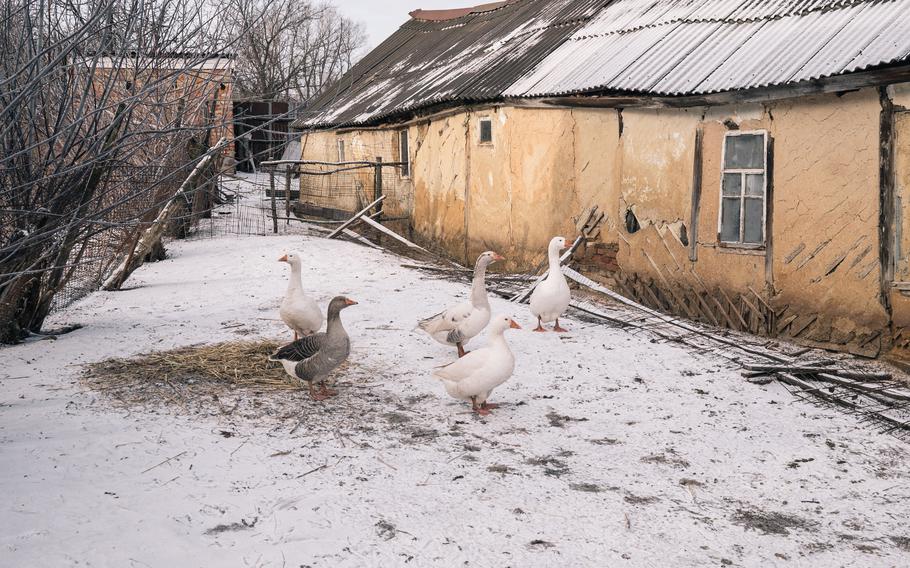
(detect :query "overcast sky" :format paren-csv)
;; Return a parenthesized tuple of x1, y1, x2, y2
(335, 0, 472, 49)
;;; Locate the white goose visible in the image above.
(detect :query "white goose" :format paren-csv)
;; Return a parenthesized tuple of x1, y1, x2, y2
(529, 236, 571, 332)
(432, 314, 520, 415)
(418, 251, 503, 357)
(278, 251, 323, 340)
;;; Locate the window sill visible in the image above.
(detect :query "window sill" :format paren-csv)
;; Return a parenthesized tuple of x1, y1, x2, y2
(702, 242, 766, 255)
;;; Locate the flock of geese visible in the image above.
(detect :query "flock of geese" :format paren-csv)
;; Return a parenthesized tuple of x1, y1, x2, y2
(268, 236, 572, 414)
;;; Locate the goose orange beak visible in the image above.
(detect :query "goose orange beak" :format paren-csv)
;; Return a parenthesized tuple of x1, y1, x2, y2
(492, 253, 505, 261)
(345, 298, 358, 306)
(509, 319, 521, 329)
(278, 254, 288, 262)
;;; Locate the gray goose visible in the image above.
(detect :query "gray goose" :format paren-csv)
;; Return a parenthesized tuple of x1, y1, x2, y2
(269, 296, 357, 400)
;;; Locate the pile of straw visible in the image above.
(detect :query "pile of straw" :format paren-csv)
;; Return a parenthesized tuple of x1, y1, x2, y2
(82, 340, 309, 411)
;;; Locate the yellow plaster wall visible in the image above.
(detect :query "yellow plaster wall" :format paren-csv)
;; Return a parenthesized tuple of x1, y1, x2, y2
(767, 90, 886, 343)
(298, 128, 414, 219)
(301, 87, 891, 355)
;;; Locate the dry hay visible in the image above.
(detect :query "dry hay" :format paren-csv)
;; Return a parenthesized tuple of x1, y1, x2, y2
(83, 340, 304, 412)
(80, 340, 387, 426)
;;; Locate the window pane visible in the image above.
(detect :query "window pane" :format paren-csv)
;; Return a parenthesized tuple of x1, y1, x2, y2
(724, 134, 764, 169)
(720, 197, 741, 242)
(722, 173, 742, 196)
(400, 131, 409, 176)
(745, 173, 763, 196)
(480, 119, 492, 143)
(743, 198, 765, 244)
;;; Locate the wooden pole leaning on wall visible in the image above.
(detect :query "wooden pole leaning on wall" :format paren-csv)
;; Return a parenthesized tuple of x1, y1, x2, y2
(269, 169, 278, 234)
(284, 165, 292, 225)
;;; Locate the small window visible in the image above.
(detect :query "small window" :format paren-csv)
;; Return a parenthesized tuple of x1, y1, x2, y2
(719, 131, 767, 246)
(399, 130, 410, 177)
(336, 139, 345, 162)
(479, 118, 492, 144)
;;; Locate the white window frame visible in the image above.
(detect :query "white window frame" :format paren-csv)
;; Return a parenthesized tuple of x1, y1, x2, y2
(336, 138, 345, 162)
(398, 129, 410, 178)
(717, 130, 768, 248)
(478, 117, 493, 145)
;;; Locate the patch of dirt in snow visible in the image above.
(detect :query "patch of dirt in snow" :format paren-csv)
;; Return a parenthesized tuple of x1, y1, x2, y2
(731, 508, 817, 536)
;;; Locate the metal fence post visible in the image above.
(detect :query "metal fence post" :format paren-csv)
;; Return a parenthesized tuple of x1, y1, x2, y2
(373, 156, 383, 222)
(269, 169, 278, 234)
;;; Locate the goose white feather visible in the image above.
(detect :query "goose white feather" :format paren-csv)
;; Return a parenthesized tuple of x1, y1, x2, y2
(418, 251, 502, 354)
(432, 315, 520, 413)
(529, 236, 571, 329)
(278, 251, 323, 338)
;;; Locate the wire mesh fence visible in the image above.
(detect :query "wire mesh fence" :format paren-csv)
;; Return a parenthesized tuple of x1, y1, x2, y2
(46, 165, 278, 313)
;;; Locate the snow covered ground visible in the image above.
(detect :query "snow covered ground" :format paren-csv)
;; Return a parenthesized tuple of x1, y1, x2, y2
(2, 231, 910, 567)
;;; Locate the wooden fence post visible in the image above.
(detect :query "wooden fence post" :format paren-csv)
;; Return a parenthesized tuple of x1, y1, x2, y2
(270, 169, 278, 234)
(373, 156, 383, 222)
(284, 165, 292, 224)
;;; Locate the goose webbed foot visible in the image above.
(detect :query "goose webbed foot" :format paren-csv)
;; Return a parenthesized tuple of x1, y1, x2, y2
(308, 382, 329, 401)
(320, 384, 338, 397)
(553, 319, 569, 333)
(471, 396, 492, 415)
(533, 317, 546, 332)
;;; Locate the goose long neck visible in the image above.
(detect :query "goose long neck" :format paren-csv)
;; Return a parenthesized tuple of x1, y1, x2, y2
(470, 260, 490, 307)
(287, 262, 303, 293)
(547, 243, 562, 274)
(489, 328, 510, 351)
(326, 309, 346, 337)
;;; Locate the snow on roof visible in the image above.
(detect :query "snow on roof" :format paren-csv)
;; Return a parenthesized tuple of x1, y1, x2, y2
(297, 0, 910, 129)
(506, 0, 910, 97)
(408, 1, 513, 21)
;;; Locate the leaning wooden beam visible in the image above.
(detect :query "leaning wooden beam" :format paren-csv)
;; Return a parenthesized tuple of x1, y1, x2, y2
(563, 266, 794, 364)
(358, 214, 432, 253)
(510, 235, 584, 303)
(103, 137, 228, 291)
(743, 363, 892, 381)
(816, 373, 910, 402)
(325, 195, 386, 239)
(342, 228, 382, 249)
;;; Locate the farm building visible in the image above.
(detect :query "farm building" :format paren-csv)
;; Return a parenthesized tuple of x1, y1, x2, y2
(293, 0, 910, 360)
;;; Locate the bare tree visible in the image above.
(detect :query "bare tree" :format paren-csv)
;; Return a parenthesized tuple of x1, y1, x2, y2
(0, 0, 233, 343)
(222, 0, 365, 102)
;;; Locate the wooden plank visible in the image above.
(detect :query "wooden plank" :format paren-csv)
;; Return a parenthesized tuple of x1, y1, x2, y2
(879, 87, 896, 313)
(688, 127, 703, 262)
(765, 135, 775, 286)
(358, 214, 431, 253)
(325, 195, 386, 239)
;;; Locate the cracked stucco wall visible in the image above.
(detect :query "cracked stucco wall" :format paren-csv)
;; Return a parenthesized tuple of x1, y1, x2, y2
(301, 86, 897, 355)
(767, 89, 886, 346)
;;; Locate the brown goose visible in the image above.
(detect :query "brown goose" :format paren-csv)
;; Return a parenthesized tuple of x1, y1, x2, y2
(269, 296, 356, 400)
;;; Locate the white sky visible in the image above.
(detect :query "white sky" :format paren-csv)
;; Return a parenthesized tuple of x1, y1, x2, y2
(334, 0, 475, 49)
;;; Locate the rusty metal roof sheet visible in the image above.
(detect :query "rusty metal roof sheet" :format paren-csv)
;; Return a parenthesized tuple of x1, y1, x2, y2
(507, 0, 910, 97)
(299, 0, 910, 128)
(296, 0, 604, 129)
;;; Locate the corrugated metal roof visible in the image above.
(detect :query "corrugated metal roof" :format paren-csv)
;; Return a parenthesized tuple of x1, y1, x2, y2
(299, 0, 910, 129)
(507, 0, 910, 97)
(297, 0, 604, 128)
